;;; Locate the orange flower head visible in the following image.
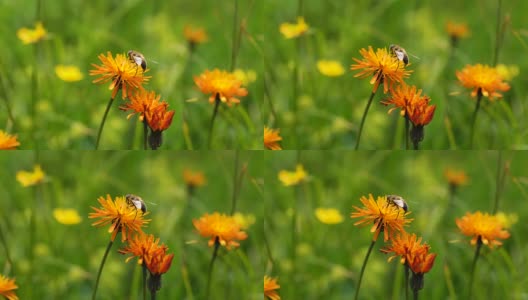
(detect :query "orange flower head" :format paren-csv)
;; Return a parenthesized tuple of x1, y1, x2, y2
(444, 168, 469, 187)
(351, 194, 413, 242)
(351, 46, 412, 94)
(381, 232, 436, 274)
(89, 194, 150, 242)
(446, 21, 470, 40)
(382, 83, 436, 126)
(120, 89, 162, 122)
(147, 103, 175, 133)
(183, 169, 206, 188)
(456, 211, 510, 248)
(0, 274, 18, 300)
(184, 25, 208, 45)
(119, 232, 174, 275)
(194, 69, 248, 106)
(0, 131, 20, 150)
(264, 276, 281, 300)
(456, 64, 510, 101)
(264, 127, 282, 150)
(193, 212, 248, 249)
(90, 51, 151, 99)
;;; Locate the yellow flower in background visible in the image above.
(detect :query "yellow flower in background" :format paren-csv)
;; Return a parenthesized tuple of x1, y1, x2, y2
(496, 64, 519, 81)
(444, 168, 469, 187)
(16, 165, 45, 187)
(446, 21, 470, 40)
(193, 212, 248, 249)
(183, 168, 206, 188)
(264, 276, 281, 300)
(317, 60, 345, 77)
(53, 208, 82, 225)
(456, 211, 510, 248)
(194, 69, 248, 106)
(278, 164, 307, 186)
(0, 131, 20, 150)
(279, 17, 309, 39)
(456, 64, 510, 101)
(315, 208, 344, 224)
(495, 212, 518, 229)
(55, 65, 84, 82)
(233, 69, 257, 86)
(264, 127, 282, 150)
(17, 21, 47, 44)
(0, 274, 18, 300)
(183, 25, 208, 45)
(233, 212, 256, 229)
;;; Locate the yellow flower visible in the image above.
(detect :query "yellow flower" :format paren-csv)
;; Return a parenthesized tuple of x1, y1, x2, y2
(264, 276, 281, 300)
(280, 17, 309, 39)
(264, 127, 282, 150)
(55, 65, 84, 82)
(183, 25, 208, 45)
(278, 164, 307, 186)
(194, 69, 248, 106)
(496, 64, 519, 81)
(0, 274, 18, 300)
(89, 195, 150, 242)
(0, 131, 20, 150)
(446, 21, 470, 40)
(90, 51, 151, 99)
(16, 165, 45, 187)
(183, 169, 206, 188)
(233, 212, 256, 229)
(317, 60, 345, 77)
(53, 208, 82, 225)
(494, 212, 518, 229)
(351, 46, 412, 94)
(456, 64, 510, 101)
(444, 168, 469, 187)
(233, 69, 257, 86)
(315, 208, 344, 224)
(351, 194, 413, 242)
(17, 21, 47, 44)
(193, 212, 248, 249)
(456, 211, 510, 248)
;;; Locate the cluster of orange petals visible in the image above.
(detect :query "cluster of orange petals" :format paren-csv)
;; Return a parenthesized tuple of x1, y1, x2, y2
(351, 46, 412, 94)
(0, 274, 18, 300)
(381, 232, 436, 275)
(446, 21, 470, 39)
(264, 276, 281, 300)
(0, 131, 20, 150)
(264, 127, 282, 150)
(456, 64, 510, 101)
(183, 169, 206, 188)
(456, 211, 510, 248)
(184, 25, 208, 45)
(120, 89, 174, 132)
(89, 195, 150, 242)
(351, 194, 412, 242)
(382, 83, 436, 126)
(119, 232, 174, 276)
(444, 168, 469, 186)
(194, 69, 248, 106)
(193, 212, 248, 249)
(90, 52, 150, 99)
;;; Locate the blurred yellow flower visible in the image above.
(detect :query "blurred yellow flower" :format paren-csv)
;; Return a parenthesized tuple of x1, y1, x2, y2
(16, 165, 45, 187)
(278, 164, 307, 186)
(495, 212, 518, 229)
(0, 131, 20, 150)
(317, 60, 345, 77)
(53, 208, 82, 225)
(279, 17, 309, 39)
(233, 212, 256, 229)
(55, 65, 84, 82)
(444, 168, 468, 187)
(183, 25, 208, 45)
(315, 208, 344, 224)
(17, 21, 47, 44)
(183, 168, 206, 188)
(446, 21, 470, 40)
(233, 69, 257, 86)
(496, 64, 519, 81)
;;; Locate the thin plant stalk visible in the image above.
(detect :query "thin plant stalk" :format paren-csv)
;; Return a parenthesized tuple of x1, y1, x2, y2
(207, 96, 220, 149)
(142, 264, 147, 300)
(95, 97, 115, 150)
(413, 287, 419, 300)
(205, 239, 220, 300)
(230, 150, 241, 215)
(181, 263, 195, 300)
(31, 43, 39, 150)
(92, 240, 114, 300)
(0, 74, 17, 130)
(354, 239, 377, 300)
(355, 91, 377, 150)
(493, 151, 505, 214)
(230, 0, 240, 71)
(405, 117, 410, 150)
(469, 90, 483, 148)
(492, 0, 503, 67)
(468, 237, 483, 300)
(405, 264, 410, 300)
(143, 119, 148, 150)
(0, 223, 13, 273)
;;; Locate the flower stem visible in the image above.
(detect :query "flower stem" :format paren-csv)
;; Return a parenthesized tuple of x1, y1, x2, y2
(413, 287, 419, 300)
(405, 264, 410, 300)
(142, 264, 147, 300)
(0, 223, 13, 273)
(229, 0, 240, 71)
(355, 91, 377, 150)
(207, 96, 220, 149)
(468, 237, 483, 300)
(205, 239, 220, 300)
(469, 90, 483, 149)
(230, 150, 241, 215)
(354, 239, 377, 300)
(92, 240, 114, 300)
(405, 117, 410, 150)
(95, 97, 115, 150)
(143, 119, 148, 150)
(493, 151, 505, 214)
(0, 75, 17, 130)
(492, 0, 503, 67)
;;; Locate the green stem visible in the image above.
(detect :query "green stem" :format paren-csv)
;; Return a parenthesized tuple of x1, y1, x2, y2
(31, 43, 39, 150)
(143, 119, 148, 150)
(0, 75, 17, 130)
(493, 151, 504, 214)
(150, 289, 156, 300)
(142, 264, 147, 300)
(468, 237, 483, 300)
(0, 223, 13, 274)
(469, 90, 483, 149)
(405, 117, 410, 150)
(355, 91, 377, 150)
(92, 240, 114, 300)
(230, 0, 240, 71)
(492, 0, 503, 67)
(405, 264, 410, 300)
(95, 97, 115, 150)
(230, 150, 240, 215)
(354, 239, 377, 300)
(205, 239, 220, 300)
(207, 96, 220, 149)
(413, 288, 419, 300)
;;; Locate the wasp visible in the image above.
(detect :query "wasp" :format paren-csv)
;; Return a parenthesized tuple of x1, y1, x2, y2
(125, 194, 147, 219)
(385, 194, 408, 214)
(127, 50, 147, 73)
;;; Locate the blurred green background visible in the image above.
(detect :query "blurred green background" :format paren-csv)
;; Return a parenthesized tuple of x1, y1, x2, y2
(264, 150, 527, 299)
(0, 151, 263, 299)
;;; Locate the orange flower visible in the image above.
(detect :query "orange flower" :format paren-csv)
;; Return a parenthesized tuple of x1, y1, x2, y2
(119, 232, 174, 274)
(89, 195, 150, 242)
(194, 69, 248, 106)
(183, 169, 206, 188)
(264, 127, 282, 150)
(444, 168, 469, 186)
(446, 21, 470, 40)
(0, 274, 18, 300)
(351, 194, 412, 242)
(407, 248, 436, 275)
(456, 64, 510, 101)
(193, 212, 248, 249)
(120, 89, 161, 122)
(382, 83, 436, 126)
(90, 51, 150, 99)
(147, 103, 175, 132)
(264, 276, 281, 300)
(351, 46, 412, 94)
(183, 25, 208, 45)
(456, 211, 510, 248)
(381, 232, 436, 274)
(0, 131, 20, 150)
